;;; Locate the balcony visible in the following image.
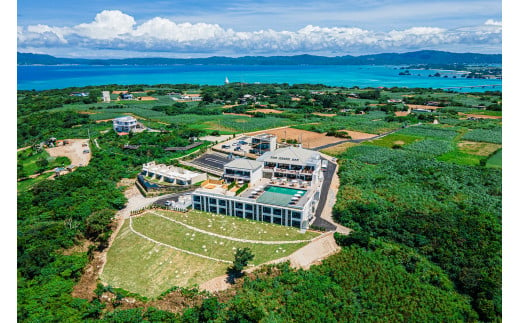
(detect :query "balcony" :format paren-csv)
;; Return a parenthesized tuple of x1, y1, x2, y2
(224, 173, 251, 181)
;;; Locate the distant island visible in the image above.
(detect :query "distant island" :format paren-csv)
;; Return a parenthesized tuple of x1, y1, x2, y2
(17, 50, 501, 66)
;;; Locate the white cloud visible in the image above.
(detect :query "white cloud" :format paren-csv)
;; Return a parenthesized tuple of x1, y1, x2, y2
(74, 10, 136, 39)
(485, 19, 502, 26)
(17, 10, 502, 56)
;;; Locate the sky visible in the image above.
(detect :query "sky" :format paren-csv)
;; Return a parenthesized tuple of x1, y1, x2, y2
(16, 0, 502, 58)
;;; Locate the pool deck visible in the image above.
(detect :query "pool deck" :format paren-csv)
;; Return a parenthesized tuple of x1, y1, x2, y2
(239, 178, 313, 208)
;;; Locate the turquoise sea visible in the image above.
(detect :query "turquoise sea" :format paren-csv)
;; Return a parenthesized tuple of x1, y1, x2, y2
(17, 64, 502, 92)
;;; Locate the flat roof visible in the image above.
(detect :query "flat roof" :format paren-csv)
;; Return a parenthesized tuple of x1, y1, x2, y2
(257, 146, 321, 166)
(113, 116, 137, 122)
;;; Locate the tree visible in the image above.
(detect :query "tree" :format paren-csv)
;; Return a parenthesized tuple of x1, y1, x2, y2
(36, 157, 49, 173)
(227, 248, 254, 283)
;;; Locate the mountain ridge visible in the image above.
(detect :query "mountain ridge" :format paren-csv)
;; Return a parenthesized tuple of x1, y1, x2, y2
(17, 50, 501, 66)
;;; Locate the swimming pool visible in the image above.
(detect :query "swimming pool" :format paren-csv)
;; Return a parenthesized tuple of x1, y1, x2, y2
(265, 186, 307, 195)
(256, 186, 307, 207)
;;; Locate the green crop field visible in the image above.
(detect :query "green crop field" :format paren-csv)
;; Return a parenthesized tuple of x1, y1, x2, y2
(101, 211, 318, 297)
(363, 133, 421, 148)
(486, 148, 502, 168)
(436, 150, 483, 166)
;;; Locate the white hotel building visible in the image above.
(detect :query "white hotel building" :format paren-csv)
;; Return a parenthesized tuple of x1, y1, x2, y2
(191, 147, 323, 230)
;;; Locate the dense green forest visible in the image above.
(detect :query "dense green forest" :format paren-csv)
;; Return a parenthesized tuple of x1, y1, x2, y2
(17, 83, 501, 321)
(333, 146, 501, 321)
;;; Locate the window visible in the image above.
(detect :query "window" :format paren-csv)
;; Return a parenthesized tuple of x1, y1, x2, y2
(210, 206, 217, 213)
(236, 211, 243, 217)
(193, 203, 201, 210)
(292, 212, 301, 219)
(193, 196, 201, 202)
(219, 207, 227, 214)
(263, 206, 271, 213)
(209, 198, 216, 204)
(235, 203, 243, 209)
(245, 204, 253, 211)
(273, 208, 282, 216)
(219, 199, 226, 206)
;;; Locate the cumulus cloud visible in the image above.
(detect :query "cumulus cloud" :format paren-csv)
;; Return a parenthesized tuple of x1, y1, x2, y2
(74, 10, 136, 39)
(17, 11, 502, 56)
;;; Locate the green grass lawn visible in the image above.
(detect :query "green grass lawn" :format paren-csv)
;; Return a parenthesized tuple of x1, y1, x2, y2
(101, 221, 228, 298)
(18, 150, 71, 176)
(156, 210, 319, 241)
(132, 213, 308, 264)
(102, 211, 318, 298)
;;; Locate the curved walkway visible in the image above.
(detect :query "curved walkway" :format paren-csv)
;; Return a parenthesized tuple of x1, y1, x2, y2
(128, 216, 233, 264)
(148, 210, 316, 245)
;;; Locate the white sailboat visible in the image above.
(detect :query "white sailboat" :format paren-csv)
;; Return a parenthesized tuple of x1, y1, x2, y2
(225, 76, 229, 84)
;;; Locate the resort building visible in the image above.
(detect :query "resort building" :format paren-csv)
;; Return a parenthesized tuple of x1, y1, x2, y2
(141, 161, 207, 185)
(113, 116, 138, 133)
(250, 133, 277, 155)
(191, 147, 324, 230)
(223, 158, 263, 184)
(257, 146, 322, 186)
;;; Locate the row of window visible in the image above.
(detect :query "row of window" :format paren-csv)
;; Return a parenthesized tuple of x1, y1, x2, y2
(193, 197, 301, 219)
(192, 203, 301, 228)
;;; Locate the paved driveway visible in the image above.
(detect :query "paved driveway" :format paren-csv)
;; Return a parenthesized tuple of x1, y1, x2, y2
(311, 161, 338, 231)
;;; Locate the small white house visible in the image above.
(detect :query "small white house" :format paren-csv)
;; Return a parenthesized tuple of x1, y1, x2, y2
(102, 91, 111, 103)
(113, 116, 137, 133)
(142, 162, 207, 185)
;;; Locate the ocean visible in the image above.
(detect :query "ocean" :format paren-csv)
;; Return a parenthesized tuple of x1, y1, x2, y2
(17, 64, 502, 92)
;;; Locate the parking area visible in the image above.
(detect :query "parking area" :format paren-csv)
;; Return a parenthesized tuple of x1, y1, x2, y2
(214, 136, 253, 155)
(153, 191, 195, 207)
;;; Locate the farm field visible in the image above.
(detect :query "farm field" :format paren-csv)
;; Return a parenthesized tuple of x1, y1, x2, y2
(246, 127, 374, 149)
(319, 142, 359, 156)
(363, 133, 421, 148)
(101, 210, 319, 297)
(17, 83, 503, 321)
(486, 148, 502, 168)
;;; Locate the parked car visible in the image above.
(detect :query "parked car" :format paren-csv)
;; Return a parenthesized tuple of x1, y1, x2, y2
(234, 147, 241, 151)
(165, 201, 173, 206)
(222, 145, 230, 149)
